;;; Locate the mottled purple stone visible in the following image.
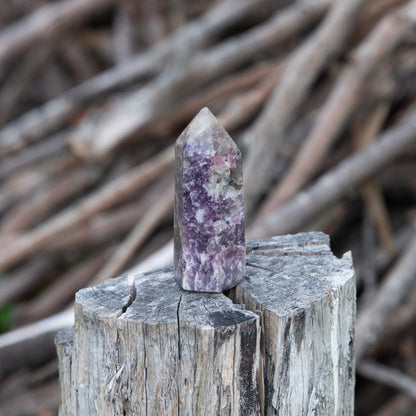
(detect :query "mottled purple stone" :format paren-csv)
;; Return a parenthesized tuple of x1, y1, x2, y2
(174, 107, 245, 292)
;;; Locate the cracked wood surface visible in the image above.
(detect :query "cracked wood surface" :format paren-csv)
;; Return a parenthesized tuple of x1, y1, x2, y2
(236, 232, 356, 415)
(56, 232, 355, 415)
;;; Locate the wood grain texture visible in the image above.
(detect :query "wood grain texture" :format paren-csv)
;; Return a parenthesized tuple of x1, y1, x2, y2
(234, 232, 356, 415)
(67, 269, 260, 415)
(55, 327, 74, 416)
(57, 232, 355, 415)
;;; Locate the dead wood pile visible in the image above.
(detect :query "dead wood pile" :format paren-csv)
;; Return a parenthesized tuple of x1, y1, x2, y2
(1, 0, 416, 414)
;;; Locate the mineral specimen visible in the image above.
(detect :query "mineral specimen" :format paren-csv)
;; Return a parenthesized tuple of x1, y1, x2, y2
(174, 107, 245, 292)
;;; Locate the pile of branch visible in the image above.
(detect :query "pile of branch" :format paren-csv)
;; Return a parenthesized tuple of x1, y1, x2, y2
(1, 0, 416, 414)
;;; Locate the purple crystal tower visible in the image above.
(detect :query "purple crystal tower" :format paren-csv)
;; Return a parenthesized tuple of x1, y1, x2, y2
(174, 107, 245, 292)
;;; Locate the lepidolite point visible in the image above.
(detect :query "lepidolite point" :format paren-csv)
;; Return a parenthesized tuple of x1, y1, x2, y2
(174, 107, 245, 292)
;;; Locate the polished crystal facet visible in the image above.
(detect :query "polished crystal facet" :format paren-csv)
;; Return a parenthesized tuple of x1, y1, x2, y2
(174, 107, 245, 292)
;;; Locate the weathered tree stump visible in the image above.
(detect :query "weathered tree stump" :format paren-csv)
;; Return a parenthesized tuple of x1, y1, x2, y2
(56, 232, 355, 415)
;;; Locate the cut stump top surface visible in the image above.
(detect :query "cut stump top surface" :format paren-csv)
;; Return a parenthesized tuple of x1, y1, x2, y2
(75, 265, 259, 329)
(75, 232, 353, 324)
(244, 231, 353, 315)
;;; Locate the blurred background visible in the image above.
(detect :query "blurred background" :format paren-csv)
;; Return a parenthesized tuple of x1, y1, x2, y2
(0, 0, 416, 414)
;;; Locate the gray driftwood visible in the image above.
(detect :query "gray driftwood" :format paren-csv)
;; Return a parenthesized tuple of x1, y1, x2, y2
(56, 232, 355, 415)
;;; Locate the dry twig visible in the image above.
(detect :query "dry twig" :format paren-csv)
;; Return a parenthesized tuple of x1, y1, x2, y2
(219, 64, 285, 131)
(355, 230, 416, 361)
(19, 249, 111, 322)
(92, 181, 174, 284)
(70, 0, 331, 158)
(0, 257, 56, 308)
(0, 0, 271, 158)
(1, 167, 101, 231)
(243, 0, 368, 213)
(358, 361, 416, 400)
(0, 132, 69, 180)
(45, 198, 156, 253)
(0, 45, 52, 125)
(259, 3, 416, 211)
(0, 308, 73, 377)
(0, 146, 174, 271)
(371, 394, 416, 416)
(0, 0, 116, 68)
(248, 108, 416, 238)
(355, 105, 396, 257)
